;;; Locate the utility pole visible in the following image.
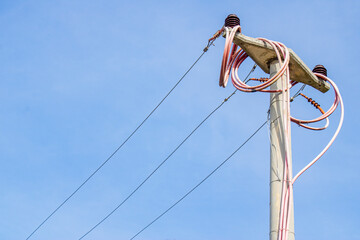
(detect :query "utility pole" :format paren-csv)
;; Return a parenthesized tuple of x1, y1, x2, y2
(224, 15, 330, 240)
(269, 60, 294, 240)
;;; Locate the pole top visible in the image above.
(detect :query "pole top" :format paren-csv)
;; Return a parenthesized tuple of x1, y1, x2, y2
(230, 33, 330, 93)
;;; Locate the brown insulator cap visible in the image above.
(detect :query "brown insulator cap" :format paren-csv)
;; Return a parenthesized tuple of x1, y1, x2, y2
(312, 65, 327, 77)
(225, 14, 240, 28)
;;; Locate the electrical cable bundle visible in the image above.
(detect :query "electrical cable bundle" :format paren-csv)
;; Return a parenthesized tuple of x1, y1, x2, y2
(219, 25, 344, 240)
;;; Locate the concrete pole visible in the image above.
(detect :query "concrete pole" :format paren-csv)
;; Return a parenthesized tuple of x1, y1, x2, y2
(269, 60, 295, 240)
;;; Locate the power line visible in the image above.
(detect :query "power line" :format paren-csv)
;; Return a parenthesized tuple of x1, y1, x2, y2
(25, 39, 218, 240)
(78, 91, 235, 239)
(130, 119, 268, 240)
(77, 64, 257, 239)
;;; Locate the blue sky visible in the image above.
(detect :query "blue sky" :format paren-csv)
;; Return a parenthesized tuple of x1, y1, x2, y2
(1, 0, 359, 239)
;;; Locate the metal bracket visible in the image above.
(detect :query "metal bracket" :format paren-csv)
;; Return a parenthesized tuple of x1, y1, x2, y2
(231, 32, 330, 93)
